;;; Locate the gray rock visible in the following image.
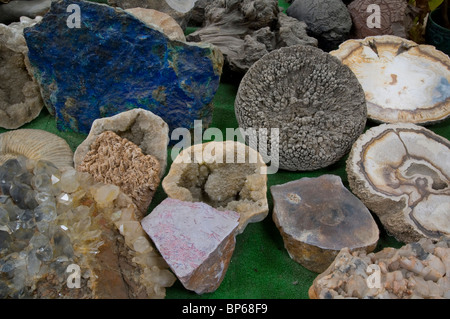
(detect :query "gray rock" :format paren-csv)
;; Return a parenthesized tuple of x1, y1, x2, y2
(187, 0, 317, 76)
(286, 0, 352, 51)
(0, 0, 52, 25)
(0, 16, 44, 129)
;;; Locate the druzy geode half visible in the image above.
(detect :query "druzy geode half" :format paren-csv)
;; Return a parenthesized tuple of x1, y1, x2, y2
(23, 0, 223, 135)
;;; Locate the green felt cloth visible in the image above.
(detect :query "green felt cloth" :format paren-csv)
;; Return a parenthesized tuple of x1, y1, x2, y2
(1, 0, 449, 299)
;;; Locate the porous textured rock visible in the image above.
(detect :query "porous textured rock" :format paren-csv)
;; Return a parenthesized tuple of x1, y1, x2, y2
(309, 237, 450, 299)
(235, 45, 367, 171)
(331, 35, 450, 125)
(0, 157, 176, 298)
(125, 8, 186, 41)
(271, 175, 379, 273)
(0, 16, 44, 129)
(77, 131, 161, 217)
(287, 0, 352, 51)
(347, 0, 414, 39)
(346, 123, 450, 244)
(0, 129, 73, 169)
(186, 0, 318, 75)
(141, 198, 240, 294)
(74, 108, 169, 179)
(24, 0, 223, 135)
(162, 141, 268, 234)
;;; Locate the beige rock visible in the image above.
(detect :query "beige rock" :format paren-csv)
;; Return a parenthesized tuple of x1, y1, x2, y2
(0, 16, 44, 129)
(162, 141, 268, 234)
(77, 131, 161, 217)
(74, 108, 169, 179)
(346, 123, 450, 243)
(309, 237, 450, 299)
(125, 8, 186, 41)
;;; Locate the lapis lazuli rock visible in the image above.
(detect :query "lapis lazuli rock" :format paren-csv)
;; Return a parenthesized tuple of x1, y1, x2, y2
(23, 0, 223, 135)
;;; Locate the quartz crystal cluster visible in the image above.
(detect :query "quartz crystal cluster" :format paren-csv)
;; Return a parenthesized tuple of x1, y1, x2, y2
(0, 156, 175, 298)
(309, 237, 450, 299)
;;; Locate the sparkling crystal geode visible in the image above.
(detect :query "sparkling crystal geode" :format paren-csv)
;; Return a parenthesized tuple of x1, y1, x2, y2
(0, 156, 175, 299)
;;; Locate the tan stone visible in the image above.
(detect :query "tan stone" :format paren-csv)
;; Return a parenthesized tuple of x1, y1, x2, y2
(77, 131, 161, 217)
(162, 141, 268, 234)
(125, 8, 186, 41)
(74, 108, 169, 179)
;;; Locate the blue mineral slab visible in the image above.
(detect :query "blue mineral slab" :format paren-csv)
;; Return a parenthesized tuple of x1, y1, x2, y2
(23, 0, 223, 135)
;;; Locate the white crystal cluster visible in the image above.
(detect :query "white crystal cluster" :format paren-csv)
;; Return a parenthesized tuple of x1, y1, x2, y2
(312, 237, 450, 299)
(0, 156, 175, 298)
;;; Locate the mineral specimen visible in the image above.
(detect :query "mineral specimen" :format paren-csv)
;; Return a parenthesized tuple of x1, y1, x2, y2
(162, 141, 268, 234)
(107, 0, 193, 30)
(78, 131, 161, 217)
(235, 45, 367, 171)
(0, 129, 73, 168)
(347, 0, 413, 39)
(346, 123, 450, 244)
(286, 0, 352, 51)
(309, 237, 450, 299)
(0, 0, 50, 25)
(186, 0, 317, 75)
(330, 35, 450, 125)
(24, 0, 223, 135)
(141, 198, 240, 294)
(271, 175, 379, 273)
(0, 156, 175, 298)
(74, 108, 169, 179)
(124, 8, 186, 41)
(0, 16, 44, 129)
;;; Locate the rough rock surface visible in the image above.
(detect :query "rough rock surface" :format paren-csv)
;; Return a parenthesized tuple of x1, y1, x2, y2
(309, 237, 450, 299)
(24, 0, 223, 135)
(0, 157, 176, 298)
(141, 198, 240, 294)
(235, 45, 367, 171)
(271, 175, 379, 273)
(0, 0, 51, 25)
(107, 0, 192, 29)
(347, 0, 414, 39)
(125, 8, 185, 41)
(0, 16, 44, 129)
(346, 123, 450, 243)
(162, 141, 268, 234)
(77, 131, 161, 217)
(186, 0, 317, 75)
(74, 108, 169, 179)
(287, 0, 352, 51)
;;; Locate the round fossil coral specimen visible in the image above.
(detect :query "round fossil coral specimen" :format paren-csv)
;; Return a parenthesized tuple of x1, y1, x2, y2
(162, 141, 268, 234)
(235, 45, 367, 171)
(0, 129, 73, 168)
(346, 123, 450, 243)
(331, 35, 450, 125)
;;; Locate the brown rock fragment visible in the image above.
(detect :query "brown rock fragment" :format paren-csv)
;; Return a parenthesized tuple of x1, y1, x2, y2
(141, 198, 240, 294)
(78, 131, 160, 217)
(271, 174, 379, 273)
